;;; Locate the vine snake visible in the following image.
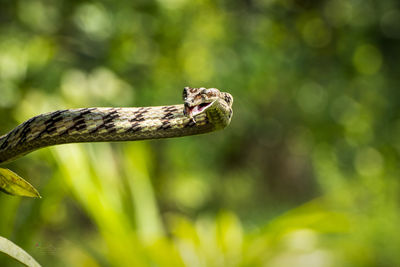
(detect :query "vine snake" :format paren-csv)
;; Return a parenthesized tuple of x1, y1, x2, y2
(0, 87, 233, 164)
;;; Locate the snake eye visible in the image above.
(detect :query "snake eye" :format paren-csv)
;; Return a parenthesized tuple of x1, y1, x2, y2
(183, 87, 189, 100)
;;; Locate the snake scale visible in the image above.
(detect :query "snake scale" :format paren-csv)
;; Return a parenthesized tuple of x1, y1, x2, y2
(0, 87, 233, 164)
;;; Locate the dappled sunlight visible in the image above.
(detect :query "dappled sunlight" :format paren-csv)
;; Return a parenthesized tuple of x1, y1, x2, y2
(60, 68, 133, 106)
(73, 3, 113, 41)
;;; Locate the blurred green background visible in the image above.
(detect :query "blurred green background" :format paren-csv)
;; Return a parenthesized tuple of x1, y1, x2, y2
(1, 0, 400, 266)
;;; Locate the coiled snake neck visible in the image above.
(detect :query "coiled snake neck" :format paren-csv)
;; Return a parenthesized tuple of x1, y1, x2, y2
(0, 87, 233, 164)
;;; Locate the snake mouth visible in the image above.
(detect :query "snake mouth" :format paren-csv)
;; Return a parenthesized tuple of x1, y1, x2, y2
(184, 101, 214, 118)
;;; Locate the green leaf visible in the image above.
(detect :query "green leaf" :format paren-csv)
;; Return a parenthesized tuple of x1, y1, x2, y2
(0, 168, 41, 198)
(0, 236, 41, 267)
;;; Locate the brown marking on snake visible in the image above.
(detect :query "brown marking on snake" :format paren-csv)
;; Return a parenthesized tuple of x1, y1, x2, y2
(158, 120, 172, 130)
(32, 110, 67, 139)
(11, 117, 37, 147)
(127, 122, 142, 133)
(89, 109, 119, 134)
(161, 112, 174, 120)
(130, 107, 151, 122)
(184, 119, 196, 128)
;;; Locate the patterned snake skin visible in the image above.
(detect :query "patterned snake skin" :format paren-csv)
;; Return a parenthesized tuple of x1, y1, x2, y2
(0, 87, 233, 164)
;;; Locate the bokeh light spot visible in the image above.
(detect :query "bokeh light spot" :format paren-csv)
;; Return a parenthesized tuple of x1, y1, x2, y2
(297, 82, 327, 115)
(61, 69, 89, 103)
(74, 3, 112, 40)
(165, 175, 210, 210)
(302, 18, 332, 47)
(26, 37, 55, 69)
(283, 229, 318, 251)
(0, 39, 27, 81)
(17, 0, 59, 32)
(330, 95, 359, 125)
(353, 44, 382, 75)
(88, 67, 133, 105)
(324, 0, 353, 27)
(61, 68, 133, 106)
(354, 147, 383, 177)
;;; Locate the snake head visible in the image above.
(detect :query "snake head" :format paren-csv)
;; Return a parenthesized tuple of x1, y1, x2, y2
(183, 87, 233, 123)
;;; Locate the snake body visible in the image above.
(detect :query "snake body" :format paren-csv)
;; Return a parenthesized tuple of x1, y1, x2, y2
(0, 87, 233, 164)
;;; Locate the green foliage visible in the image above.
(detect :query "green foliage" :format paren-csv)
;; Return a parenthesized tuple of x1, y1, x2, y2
(0, 168, 41, 198)
(1, 0, 400, 266)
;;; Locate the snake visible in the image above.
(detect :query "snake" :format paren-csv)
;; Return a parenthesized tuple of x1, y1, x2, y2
(0, 87, 233, 164)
